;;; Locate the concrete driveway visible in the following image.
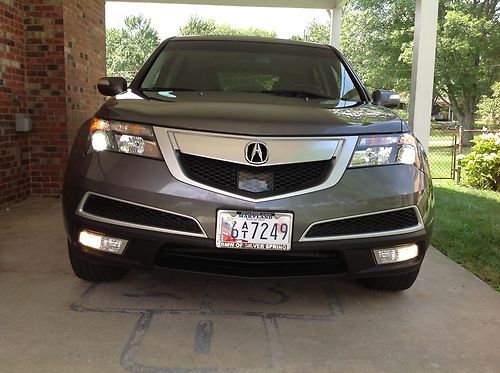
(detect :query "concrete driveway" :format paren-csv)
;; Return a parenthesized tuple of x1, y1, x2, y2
(1, 198, 499, 372)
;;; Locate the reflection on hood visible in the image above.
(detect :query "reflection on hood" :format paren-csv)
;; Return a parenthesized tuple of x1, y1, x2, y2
(329, 105, 400, 125)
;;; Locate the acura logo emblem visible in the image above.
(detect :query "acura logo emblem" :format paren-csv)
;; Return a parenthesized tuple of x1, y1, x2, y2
(245, 142, 269, 165)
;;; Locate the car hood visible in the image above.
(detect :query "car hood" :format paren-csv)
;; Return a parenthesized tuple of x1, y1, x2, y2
(97, 91, 404, 136)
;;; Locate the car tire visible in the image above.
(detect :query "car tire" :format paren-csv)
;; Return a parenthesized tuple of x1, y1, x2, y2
(360, 268, 420, 291)
(68, 241, 129, 282)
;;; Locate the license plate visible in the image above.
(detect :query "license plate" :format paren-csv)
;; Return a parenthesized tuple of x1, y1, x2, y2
(216, 210, 293, 251)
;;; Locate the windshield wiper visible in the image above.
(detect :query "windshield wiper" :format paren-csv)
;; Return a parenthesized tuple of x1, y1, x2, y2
(141, 87, 198, 92)
(260, 89, 334, 100)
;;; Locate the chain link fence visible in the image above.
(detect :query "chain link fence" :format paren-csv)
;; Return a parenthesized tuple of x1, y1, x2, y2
(428, 124, 499, 180)
(429, 125, 458, 179)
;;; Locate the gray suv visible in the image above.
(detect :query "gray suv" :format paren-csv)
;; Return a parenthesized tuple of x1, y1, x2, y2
(63, 36, 433, 291)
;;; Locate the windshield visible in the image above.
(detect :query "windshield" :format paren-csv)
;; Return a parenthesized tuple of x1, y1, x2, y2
(140, 40, 363, 106)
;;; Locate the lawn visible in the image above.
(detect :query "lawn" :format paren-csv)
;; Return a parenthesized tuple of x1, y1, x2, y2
(431, 180, 500, 291)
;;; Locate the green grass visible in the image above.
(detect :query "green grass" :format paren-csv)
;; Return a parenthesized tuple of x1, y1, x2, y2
(428, 144, 472, 179)
(432, 180, 500, 291)
(429, 135, 454, 147)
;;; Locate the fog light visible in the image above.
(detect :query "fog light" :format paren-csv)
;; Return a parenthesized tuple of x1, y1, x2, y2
(373, 244, 418, 265)
(78, 230, 128, 255)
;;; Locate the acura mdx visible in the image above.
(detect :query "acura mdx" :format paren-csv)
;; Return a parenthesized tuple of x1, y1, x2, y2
(62, 36, 433, 291)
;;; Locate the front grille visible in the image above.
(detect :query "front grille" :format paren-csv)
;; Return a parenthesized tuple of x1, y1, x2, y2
(179, 153, 332, 196)
(305, 208, 420, 238)
(82, 194, 203, 234)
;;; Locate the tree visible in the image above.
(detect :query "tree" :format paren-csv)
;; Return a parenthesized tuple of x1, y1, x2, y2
(179, 15, 217, 36)
(340, 0, 417, 94)
(293, 3, 419, 94)
(290, 19, 330, 44)
(106, 15, 161, 81)
(477, 82, 500, 129)
(434, 2, 499, 139)
(179, 15, 277, 38)
(338, 0, 500, 139)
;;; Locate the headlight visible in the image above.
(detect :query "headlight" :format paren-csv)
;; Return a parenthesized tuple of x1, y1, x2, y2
(349, 134, 421, 168)
(88, 118, 162, 159)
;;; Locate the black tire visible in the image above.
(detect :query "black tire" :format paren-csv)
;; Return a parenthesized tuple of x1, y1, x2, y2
(360, 268, 420, 291)
(68, 241, 129, 282)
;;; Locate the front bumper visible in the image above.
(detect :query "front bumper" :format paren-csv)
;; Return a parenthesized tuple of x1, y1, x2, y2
(63, 148, 433, 278)
(67, 215, 429, 278)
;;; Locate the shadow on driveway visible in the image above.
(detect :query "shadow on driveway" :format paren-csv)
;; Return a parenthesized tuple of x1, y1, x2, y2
(1, 198, 499, 372)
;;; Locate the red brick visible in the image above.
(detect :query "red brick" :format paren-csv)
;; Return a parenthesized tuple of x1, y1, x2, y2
(0, 0, 105, 206)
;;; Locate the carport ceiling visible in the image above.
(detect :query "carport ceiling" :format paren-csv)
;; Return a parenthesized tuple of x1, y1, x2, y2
(107, 0, 346, 8)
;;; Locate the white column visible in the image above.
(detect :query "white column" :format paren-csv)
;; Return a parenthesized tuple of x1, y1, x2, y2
(408, 0, 439, 151)
(329, 8, 342, 48)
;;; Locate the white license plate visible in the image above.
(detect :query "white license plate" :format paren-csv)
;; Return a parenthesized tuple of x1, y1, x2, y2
(216, 210, 293, 251)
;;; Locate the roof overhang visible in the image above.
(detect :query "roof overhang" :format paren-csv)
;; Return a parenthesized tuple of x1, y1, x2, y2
(106, 0, 347, 9)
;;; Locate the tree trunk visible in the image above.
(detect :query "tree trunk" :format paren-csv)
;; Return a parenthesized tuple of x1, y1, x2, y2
(448, 92, 476, 145)
(460, 110, 476, 145)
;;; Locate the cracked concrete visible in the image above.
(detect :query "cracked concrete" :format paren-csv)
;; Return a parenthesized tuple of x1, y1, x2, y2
(1, 198, 499, 372)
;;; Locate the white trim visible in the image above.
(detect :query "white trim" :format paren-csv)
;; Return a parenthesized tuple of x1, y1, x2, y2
(172, 130, 340, 166)
(299, 206, 424, 242)
(76, 192, 208, 238)
(107, 0, 341, 9)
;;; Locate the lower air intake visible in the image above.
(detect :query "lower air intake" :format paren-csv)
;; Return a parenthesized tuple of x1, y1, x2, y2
(81, 194, 203, 234)
(305, 208, 420, 238)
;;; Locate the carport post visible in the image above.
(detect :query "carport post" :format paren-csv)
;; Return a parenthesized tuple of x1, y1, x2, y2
(329, 8, 342, 48)
(329, 1, 346, 48)
(408, 0, 439, 151)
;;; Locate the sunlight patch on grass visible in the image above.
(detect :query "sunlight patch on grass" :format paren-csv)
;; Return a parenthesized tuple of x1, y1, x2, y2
(432, 180, 500, 291)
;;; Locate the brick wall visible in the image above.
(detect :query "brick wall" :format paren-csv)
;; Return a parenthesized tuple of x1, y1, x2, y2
(0, 0, 30, 205)
(0, 0, 105, 205)
(24, 0, 68, 196)
(63, 0, 106, 142)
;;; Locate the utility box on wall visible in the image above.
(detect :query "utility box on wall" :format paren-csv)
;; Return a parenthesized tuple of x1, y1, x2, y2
(15, 113, 32, 132)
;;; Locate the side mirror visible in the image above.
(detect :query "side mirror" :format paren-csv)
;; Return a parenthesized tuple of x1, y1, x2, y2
(97, 77, 127, 96)
(372, 89, 400, 108)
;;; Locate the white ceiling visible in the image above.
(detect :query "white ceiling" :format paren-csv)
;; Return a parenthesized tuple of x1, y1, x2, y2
(107, 0, 347, 9)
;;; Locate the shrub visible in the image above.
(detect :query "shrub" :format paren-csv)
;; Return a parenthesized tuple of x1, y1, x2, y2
(477, 82, 500, 129)
(459, 133, 500, 191)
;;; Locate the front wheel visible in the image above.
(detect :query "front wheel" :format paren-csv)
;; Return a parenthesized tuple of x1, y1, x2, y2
(360, 268, 420, 291)
(68, 241, 129, 282)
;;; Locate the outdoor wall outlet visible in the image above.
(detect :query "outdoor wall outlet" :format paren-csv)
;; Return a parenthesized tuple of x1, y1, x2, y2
(15, 113, 32, 132)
